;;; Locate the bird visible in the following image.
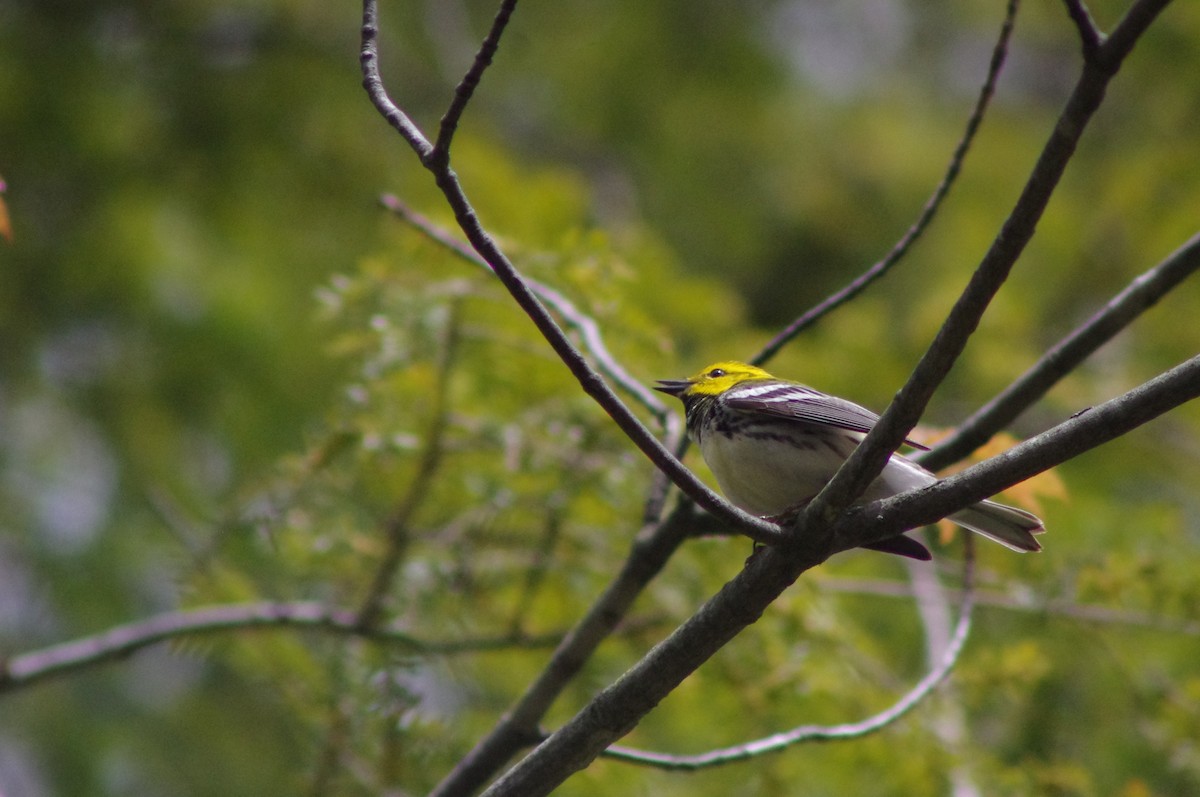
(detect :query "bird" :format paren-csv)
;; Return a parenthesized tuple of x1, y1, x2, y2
(654, 361, 1044, 560)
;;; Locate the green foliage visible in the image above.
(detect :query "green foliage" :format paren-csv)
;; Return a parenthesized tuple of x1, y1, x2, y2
(3, 1, 1200, 796)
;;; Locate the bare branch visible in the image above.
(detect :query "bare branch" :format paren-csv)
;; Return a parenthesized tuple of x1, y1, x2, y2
(0, 602, 561, 694)
(360, 0, 433, 160)
(600, 540, 977, 770)
(361, 3, 781, 546)
(753, 0, 1020, 366)
(821, 576, 1200, 636)
(847, 353, 1200, 552)
(807, 1, 1164, 524)
(428, 501, 699, 797)
(431, 0, 520, 165)
(1100, 0, 1172, 70)
(477, 353, 1200, 797)
(922, 231, 1200, 471)
(1063, 0, 1104, 55)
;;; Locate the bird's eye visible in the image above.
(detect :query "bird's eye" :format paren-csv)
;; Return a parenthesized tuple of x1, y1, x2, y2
(707, 368, 726, 378)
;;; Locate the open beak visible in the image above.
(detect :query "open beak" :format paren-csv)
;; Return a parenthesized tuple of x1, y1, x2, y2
(654, 379, 690, 397)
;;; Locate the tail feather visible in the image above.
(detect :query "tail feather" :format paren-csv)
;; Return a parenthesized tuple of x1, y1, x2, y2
(950, 500, 1045, 552)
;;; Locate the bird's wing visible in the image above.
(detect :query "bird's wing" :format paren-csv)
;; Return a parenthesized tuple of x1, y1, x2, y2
(724, 383, 930, 450)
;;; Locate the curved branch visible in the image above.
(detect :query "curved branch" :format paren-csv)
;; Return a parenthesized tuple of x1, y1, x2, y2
(360, 0, 780, 546)
(600, 539, 977, 770)
(922, 230, 1200, 472)
(1063, 0, 1103, 55)
(360, 0, 432, 160)
(0, 602, 561, 695)
(753, 0, 1020, 366)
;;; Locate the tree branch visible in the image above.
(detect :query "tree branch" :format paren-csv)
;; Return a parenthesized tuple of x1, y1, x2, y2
(360, 0, 781, 545)
(806, 0, 1169, 524)
(600, 540, 976, 770)
(431, 0, 519, 166)
(360, 0, 432, 160)
(428, 500, 699, 797)
(921, 230, 1200, 471)
(1063, 0, 1103, 56)
(0, 602, 560, 695)
(753, 0, 1020, 366)
(844, 353, 1200, 552)
(478, 353, 1200, 797)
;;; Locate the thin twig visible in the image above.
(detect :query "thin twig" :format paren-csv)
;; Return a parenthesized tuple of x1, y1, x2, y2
(601, 539, 977, 770)
(0, 602, 563, 694)
(753, 0, 1020, 367)
(921, 230, 1200, 471)
(360, 0, 432, 160)
(1062, 0, 1104, 55)
(820, 576, 1200, 636)
(432, 0, 520, 164)
(355, 297, 461, 629)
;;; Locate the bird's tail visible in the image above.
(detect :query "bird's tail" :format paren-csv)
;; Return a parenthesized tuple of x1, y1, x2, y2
(950, 500, 1045, 552)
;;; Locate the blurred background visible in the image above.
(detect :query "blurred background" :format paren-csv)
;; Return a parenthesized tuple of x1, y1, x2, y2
(2, 1, 1199, 795)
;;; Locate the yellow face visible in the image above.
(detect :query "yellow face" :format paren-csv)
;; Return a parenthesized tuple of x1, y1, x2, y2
(663, 361, 775, 397)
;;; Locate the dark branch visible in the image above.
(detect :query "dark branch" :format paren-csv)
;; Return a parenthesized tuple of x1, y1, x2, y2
(477, 353, 1200, 797)
(428, 501, 699, 797)
(753, 0, 1020, 367)
(601, 541, 976, 770)
(922, 231, 1200, 471)
(806, 1, 1158, 524)
(1063, 0, 1104, 56)
(360, 1, 781, 547)
(379, 195, 676, 422)
(845, 353, 1200, 552)
(431, 0, 520, 166)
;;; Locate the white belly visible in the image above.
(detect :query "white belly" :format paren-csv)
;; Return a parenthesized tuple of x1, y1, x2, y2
(699, 429, 937, 517)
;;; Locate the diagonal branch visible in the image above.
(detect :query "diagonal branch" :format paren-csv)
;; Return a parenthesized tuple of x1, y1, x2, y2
(478, 352, 1200, 797)
(1063, 0, 1103, 56)
(360, 0, 780, 546)
(600, 539, 976, 770)
(427, 500, 699, 797)
(431, 0, 520, 165)
(806, 0, 1172, 524)
(846, 353, 1200, 552)
(753, 0, 1020, 367)
(921, 230, 1200, 471)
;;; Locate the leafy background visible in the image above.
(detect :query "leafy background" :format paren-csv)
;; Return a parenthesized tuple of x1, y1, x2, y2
(2, 0, 1199, 795)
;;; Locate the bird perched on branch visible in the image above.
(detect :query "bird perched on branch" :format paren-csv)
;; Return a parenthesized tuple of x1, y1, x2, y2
(655, 361, 1044, 560)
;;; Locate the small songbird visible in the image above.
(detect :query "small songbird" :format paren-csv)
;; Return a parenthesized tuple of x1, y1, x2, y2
(655, 361, 1044, 560)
